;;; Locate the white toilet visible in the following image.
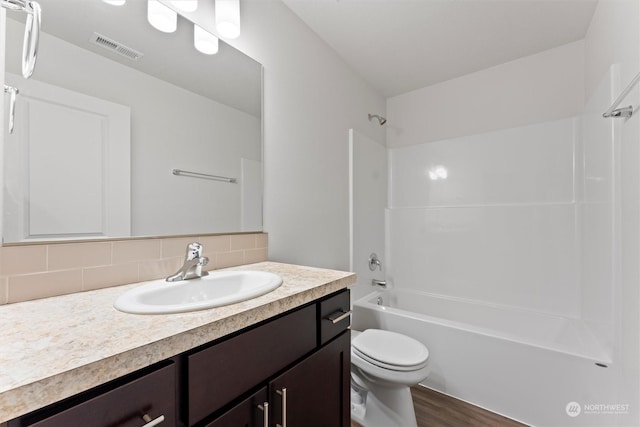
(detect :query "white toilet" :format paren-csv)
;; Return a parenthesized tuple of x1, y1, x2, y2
(350, 329, 430, 427)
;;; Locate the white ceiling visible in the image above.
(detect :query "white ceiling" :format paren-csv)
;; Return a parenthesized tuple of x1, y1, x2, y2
(282, 0, 598, 97)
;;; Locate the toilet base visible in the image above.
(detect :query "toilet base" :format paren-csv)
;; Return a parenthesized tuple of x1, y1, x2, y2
(351, 392, 366, 425)
(350, 383, 418, 427)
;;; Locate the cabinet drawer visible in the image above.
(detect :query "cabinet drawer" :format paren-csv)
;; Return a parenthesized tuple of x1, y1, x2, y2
(319, 290, 351, 345)
(12, 363, 176, 427)
(188, 304, 317, 425)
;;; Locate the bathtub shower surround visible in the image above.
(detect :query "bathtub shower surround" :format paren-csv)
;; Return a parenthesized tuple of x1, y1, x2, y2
(388, 117, 581, 317)
(364, 64, 634, 426)
(348, 129, 387, 303)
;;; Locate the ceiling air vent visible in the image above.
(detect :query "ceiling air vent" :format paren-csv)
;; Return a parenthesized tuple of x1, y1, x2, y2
(89, 32, 144, 61)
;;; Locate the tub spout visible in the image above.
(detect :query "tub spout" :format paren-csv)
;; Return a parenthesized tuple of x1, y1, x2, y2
(371, 279, 387, 288)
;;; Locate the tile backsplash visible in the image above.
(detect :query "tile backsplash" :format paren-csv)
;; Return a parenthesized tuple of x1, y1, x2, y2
(0, 233, 268, 305)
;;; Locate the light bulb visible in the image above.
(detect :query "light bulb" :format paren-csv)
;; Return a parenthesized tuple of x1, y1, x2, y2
(171, 0, 197, 12)
(194, 25, 219, 55)
(148, 0, 177, 33)
(102, 0, 126, 5)
(215, 0, 240, 39)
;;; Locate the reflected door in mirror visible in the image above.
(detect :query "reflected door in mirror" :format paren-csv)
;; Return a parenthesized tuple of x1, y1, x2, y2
(4, 73, 130, 242)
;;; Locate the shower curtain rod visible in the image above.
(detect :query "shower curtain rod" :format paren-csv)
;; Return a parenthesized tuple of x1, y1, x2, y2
(603, 71, 640, 118)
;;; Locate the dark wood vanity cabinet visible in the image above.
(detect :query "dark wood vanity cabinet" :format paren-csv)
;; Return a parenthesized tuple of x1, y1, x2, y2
(191, 289, 351, 427)
(8, 289, 351, 427)
(202, 331, 350, 427)
(188, 305, 318, 425)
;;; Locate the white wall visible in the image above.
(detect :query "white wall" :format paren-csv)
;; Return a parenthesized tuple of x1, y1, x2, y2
(387, 40, 585, 147)
(187, 1, 386, 271)
(5, 18, 260, 237)
(0, 9, 5, 244)
(0, 8, 7, 244)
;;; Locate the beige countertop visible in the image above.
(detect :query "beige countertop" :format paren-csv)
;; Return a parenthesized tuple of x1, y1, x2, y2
(0, 261, 355, 423)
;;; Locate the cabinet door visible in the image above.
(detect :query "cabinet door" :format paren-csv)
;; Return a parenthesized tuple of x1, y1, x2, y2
(204, 387, 268, 427)
(269, 331, 350, 427)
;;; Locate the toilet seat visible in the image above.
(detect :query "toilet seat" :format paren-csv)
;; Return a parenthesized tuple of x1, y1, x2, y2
(352, 329, 429, 372)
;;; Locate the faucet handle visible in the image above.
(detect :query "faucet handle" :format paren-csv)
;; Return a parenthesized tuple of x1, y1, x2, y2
(368, 253, 382, 271)
(185, 242, 204, 261)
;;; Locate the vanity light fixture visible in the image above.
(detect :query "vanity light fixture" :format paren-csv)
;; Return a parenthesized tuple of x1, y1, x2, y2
(215, 0, 240, 39)
(147, 0, 177, 33)
(170, 0, 197, 12)
(102, 0, 126, 5)
(146, 0, 239, 55)
(194, 25, 219, 55)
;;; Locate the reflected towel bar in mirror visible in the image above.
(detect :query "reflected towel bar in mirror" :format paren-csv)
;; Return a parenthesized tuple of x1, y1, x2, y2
(172, 168, 237, 183)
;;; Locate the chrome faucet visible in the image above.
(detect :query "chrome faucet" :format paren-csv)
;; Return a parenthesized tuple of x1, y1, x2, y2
(371, 278, 387, 288)
(166, 242, 209, 282)
(368, 253, 382, 271)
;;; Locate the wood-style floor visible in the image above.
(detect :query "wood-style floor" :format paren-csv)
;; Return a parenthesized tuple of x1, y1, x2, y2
(351, 385, 529, 427)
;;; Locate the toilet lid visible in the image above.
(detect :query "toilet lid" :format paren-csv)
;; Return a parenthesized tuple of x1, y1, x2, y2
(352, 329, 429, 370)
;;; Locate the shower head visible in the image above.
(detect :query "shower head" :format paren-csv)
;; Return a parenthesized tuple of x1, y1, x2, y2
(368, 113, 387, 126)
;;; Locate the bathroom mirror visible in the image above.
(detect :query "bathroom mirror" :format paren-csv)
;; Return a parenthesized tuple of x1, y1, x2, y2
(2, 0, 262, 244)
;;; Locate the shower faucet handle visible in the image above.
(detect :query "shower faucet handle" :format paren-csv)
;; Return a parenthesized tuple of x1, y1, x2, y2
(368, 253, 382, 271)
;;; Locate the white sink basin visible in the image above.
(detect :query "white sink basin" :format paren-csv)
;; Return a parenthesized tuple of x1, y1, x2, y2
(114, 270, 283, 314)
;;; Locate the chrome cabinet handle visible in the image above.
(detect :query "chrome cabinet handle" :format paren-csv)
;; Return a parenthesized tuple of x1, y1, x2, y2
(141, 414, 165, 427)
(258, 402, 269, 427)
(276, 387, 287, 427)
(21, 1, 41, 79)
(4, 85, 18, 134)
(325, 309, 352, 324)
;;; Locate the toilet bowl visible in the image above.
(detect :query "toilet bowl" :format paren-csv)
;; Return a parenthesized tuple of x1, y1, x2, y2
(351, 329, 430, 427)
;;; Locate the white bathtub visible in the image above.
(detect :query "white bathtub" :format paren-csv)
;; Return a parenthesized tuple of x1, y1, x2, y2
(352, 289, 620, 427)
